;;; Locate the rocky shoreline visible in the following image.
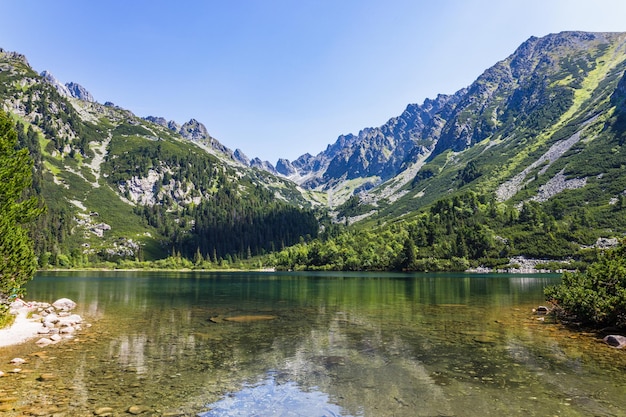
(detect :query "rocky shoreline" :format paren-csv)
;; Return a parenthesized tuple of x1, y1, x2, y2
(0, 298, 86, 351)
(467, 256, 573, 274)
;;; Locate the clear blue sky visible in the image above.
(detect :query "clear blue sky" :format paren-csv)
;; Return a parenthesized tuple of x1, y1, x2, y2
(1, 1, 625, 163)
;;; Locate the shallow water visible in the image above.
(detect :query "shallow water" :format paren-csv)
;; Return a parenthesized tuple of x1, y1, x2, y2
(0, 271, 625, 416)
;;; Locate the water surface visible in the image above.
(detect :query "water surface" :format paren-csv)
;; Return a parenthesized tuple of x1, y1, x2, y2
(0, 271, 624, 416)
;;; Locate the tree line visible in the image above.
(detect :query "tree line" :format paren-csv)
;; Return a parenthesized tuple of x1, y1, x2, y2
(268, 189, 620, 272)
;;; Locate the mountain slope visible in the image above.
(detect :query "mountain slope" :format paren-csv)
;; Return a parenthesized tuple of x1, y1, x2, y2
(344, 31, 626, 251)
(3, 31, 626, 270)
(0, 48, 321, 265)
(267, 31, 626, 271)
(273, 32, 626, 213)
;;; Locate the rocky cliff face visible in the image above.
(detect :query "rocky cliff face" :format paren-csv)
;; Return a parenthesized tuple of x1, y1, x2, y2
(431, 32, 623, 157)
(233, 148, 250, 166)
(40, 71, 95, 102)
(144, 115, 239, 161)
(275, 158, 296, 176)
(275, 92, 461, 191)
(65, 82, 95, 102)
(270, 31, 626, 208)
(250, 157, 278, 174)
(40, 70, 71, 97)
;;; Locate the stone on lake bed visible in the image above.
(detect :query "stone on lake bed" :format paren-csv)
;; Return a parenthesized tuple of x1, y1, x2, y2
(35, 338, 53, 347)
(223, 315, 277, 322)
(127, 405, 149, 414)
(9, 358, 26, 365)
(0, 397, 18, 403)
(603, 335, 626, 348)
(37, 373, 57, 381)
(94, 406, 115, 416)
(60, 326, 76, 334)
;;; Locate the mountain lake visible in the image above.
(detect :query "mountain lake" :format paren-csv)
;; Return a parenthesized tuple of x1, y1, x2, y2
(0, 271, 625, 416)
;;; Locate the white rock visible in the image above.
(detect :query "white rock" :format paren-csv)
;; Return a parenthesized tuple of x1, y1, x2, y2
(60, 326, 76, 334)
(37, 327, 51, 334)
(10, 358, 26, 365)
(68, 314, 83, 324)
(35, 338, 53, 347)
(44, 313, 59, 325)
(50, 334, 62, 342)
(52, 298, 77, 311)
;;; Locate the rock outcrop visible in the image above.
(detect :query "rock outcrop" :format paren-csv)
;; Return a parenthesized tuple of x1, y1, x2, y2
(233, 148, 250, 166)
(65, 81, 95, 102)
(40, 71, 95, 102)
(40, 70, 71, 97)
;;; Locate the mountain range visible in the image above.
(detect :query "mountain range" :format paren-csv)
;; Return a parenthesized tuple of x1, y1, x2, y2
(2, 30, 626, 267)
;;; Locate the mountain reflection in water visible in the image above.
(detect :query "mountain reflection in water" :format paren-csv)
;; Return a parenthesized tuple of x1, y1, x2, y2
(0, 271, 622, 417)
(200, 372, 356, 417)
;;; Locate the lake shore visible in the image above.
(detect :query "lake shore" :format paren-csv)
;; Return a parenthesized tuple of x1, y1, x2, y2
(0, 303, 42, 347)
(0, 298, 83, 348)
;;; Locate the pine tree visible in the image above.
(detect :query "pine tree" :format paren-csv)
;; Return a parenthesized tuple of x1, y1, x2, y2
(0, 110, 43, 317)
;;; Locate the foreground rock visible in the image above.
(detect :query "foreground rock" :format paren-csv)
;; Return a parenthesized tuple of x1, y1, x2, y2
(603, 335, 626, 348)
(0, 298, 86, 348)
(51, 298, 77, 311)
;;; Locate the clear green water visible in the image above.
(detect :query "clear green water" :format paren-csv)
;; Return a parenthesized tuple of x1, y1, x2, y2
(0, 271, 625, 416)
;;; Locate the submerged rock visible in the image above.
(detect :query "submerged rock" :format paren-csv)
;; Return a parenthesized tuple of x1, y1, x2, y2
(37, 373, 57, 381)
(94, 406, 114, 416)
(224, 315, 277, 322)
(127, 405, 149, 415)
(603, 335, 626, 348)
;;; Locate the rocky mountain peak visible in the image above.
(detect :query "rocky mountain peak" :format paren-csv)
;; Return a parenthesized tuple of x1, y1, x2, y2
(233, 149, 250, 166)
(0, 48, 29, 65)
(40, 70, 95, 102)
(144, 116, 168, 127)
(65, 82, 95, 102)
(180, 118, 210, 142)
(276, 158, 296, 176)
(167, 120, 180, 132)
(250, 158, 278, 175)
(40, 70, 71, 97)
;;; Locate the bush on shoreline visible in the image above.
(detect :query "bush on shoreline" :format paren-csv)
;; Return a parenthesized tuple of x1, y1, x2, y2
(544, 241, 626, 329)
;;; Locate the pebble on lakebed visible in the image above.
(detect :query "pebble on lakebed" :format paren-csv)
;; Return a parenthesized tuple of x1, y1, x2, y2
(603, 334, 626, 348)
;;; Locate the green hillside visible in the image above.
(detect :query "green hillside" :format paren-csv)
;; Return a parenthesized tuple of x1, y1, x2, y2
(0, 49, 320, 268)
(3, 32, 626, 272)
(270, 32, 626, 271)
